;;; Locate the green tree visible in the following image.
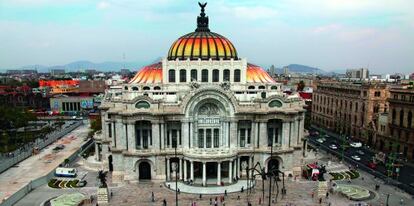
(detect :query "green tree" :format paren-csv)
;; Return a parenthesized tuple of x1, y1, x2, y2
(297, 80, 305, 91)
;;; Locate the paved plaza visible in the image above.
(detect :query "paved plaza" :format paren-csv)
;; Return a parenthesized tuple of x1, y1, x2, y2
(0, 124, 89, 202)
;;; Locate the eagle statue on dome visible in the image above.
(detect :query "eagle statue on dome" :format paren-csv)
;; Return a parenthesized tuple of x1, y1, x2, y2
(196, 2, 209, 32)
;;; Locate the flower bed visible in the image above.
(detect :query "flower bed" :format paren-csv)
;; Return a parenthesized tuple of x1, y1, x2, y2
(330, 170, 359, 180)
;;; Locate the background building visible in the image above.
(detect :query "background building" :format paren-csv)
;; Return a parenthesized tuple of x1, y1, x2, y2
(312, 82, 389, 145)
(346, 68, 369, 80)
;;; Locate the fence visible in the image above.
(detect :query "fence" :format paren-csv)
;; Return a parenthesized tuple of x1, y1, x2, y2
(0, 138, 94, 206)
(309, 125, 414, 195)
(0, 121, 83, 174)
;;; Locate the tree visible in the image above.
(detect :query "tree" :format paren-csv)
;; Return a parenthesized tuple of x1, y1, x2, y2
(297, 80, 305, 91)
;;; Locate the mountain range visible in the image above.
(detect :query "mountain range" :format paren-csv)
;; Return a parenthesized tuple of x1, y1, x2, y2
(2, 61, 344, 75)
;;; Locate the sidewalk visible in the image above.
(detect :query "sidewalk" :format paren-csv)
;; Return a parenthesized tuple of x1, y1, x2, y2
(0, 124, 89, 202)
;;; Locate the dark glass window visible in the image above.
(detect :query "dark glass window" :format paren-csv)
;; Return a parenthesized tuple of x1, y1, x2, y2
(223, 69, 230, 81)
(213, 69, 219, 82)
(202, 69, 208, 82)
(179, 69, 186, 82)
(234, 69, 241, 82)
(214, 129, 219, 148)
(168, 69, 176, 83)
(198, 129, 204, 148)
(191, 69, 197, 81)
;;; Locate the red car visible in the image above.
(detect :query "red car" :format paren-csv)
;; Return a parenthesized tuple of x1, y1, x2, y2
(368, 162, 377, 169)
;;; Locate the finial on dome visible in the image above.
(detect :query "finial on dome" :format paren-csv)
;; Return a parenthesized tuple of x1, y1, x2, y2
(196, 2, 210, 32)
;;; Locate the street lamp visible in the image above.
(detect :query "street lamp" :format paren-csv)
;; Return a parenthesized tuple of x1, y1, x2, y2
(171, 162, 178, 206)
(242, 161, 249, 197)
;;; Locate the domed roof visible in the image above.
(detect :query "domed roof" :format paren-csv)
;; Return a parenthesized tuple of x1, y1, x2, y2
(129, 62, 275, 84)
(167, 2, 238, 61)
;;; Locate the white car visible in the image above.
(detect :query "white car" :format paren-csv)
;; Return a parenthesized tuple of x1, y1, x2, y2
(351, 155, 361, 161)
(350, 142, 362, 148)
(316, 138, 326, 143)
(329, 144, 338, 150)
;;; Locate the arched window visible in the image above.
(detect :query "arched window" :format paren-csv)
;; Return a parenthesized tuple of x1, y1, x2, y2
(168, 69, 176, 83)
(132, 86, 139, 91)
(143, 86, 150, 91)
(269, 100, 282, 108)
(136, 101, 150, 109)
(400, 109, 404, 127)
(212, 69, 219, 82)
(234, 69, 241, 82)
(408, 111, 412, 128)
(179, 69, 186, 82)
(191, 69, 197, 81)
(248, 85, 255, 90)
(223, 69, 230, 81)
(154, 86, 161, 90)
(258, 85, 265, 89)
(201, 69, 208, 82)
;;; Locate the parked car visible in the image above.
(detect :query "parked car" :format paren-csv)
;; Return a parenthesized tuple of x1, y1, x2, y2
(350, 142, 362, 148)
(316, 138, 326, 143)
(351, 155, 361, 161)
(368, 162, 377, 169)
(356, 150, 365, 155)
(53, 144, 65, 151)
(329, 144, 338, 150)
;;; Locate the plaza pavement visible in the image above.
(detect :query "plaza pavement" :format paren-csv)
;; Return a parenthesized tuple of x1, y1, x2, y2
(0, 124, 89, 202)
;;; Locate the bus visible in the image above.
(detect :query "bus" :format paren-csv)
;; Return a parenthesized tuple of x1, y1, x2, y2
(55, 167, 77, 178)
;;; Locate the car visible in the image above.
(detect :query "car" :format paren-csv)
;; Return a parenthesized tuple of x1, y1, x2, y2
(316, 138, 326, 143)
(368, 162, 377, 169)
(350, 142, 362, 148)
(351, 155, 361, 161)
(356, 150, 365, 155)
(53, 144, 65, 151)
(329, 144, 338, 150)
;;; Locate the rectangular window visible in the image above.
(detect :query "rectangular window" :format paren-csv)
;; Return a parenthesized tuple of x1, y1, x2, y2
(223, 69, 230, 81)
(179, 69, 186, 82)
(198, 129, 204, 148)
(240, 128, 246, 147)
(136, 129, 141, 149)
(191, 69, 197, 81)
(247, 128, 251, 144)
(142, 130, 148, 149)
(214, 129, 219, 148)
(168, 69, 176, 83)
(172, 129, 178, 147)
(234, 69, 241, 82)
(267, 128, 273, 146)
(212, 69, 219, 82)
(202, 69, 208, 82)
(108, 123, 112, 138)
(206, 129, 212, 148)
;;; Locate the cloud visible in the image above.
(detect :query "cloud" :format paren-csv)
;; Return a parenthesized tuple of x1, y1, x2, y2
(97, 1, 110, 10)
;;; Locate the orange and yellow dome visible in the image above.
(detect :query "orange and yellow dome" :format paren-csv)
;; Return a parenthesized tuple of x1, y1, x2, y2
(167, 32, 238, 61)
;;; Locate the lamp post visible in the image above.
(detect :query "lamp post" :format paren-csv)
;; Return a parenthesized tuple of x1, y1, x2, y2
(268, 143, 273, 206)
(172, 162, 178, 206)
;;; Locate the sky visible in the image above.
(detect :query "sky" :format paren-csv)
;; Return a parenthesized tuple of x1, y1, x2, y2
(0, 0, 413, 74)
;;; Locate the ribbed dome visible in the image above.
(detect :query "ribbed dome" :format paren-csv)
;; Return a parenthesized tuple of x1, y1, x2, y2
(167, 32, 238, 61)
(167, 2, 238, 61)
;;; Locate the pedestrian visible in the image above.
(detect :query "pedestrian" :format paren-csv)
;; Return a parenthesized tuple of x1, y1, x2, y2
(259, 197, 262, 205)
(311, 191, 314, 198)
(151, 191, 155, 202)
(163, 198, 167, 206)
(319, 197, 322, 204)
(209, 198, 212, 205)
(241, 186, 244, 193)
(224, 189, 227, 196)
(199, 194, 202, 199)
(400, 198, 404, 205)
(214, 200, 217, 206)
(326, 192, 329, 199)
(237, 195, 240, 200)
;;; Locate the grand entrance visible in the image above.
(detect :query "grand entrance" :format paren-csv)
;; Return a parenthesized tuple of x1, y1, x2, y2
(139, 162, 151, 180)
(267, 158, 280, 172)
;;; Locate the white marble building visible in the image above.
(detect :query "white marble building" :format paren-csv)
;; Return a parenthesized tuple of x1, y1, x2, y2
(95, 5, 306, 185)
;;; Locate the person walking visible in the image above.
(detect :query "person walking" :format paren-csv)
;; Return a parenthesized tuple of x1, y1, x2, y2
(151, 191, 155, 202)
(163, 198, 167, 206)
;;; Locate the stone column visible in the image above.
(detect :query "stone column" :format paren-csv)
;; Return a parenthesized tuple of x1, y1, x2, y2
(152, 122, 160, 150)
(189, 122, 194, 148)
(127, 123, 135, 151)
(217, 162, 221, 185)
(251, 121, 257, 148)
(169, 128, 172, 148)
(237, 157, 240, 178)
(299, 116, 305, 144)
(160, 123, 165, 149)
(190, 161, 194, 181)
(282, 121, 291, 149)
(202, 162, 206, 186)
(291, 118, 298, 147)
(179, 158, 183, 180)
(228, 161, 233, 183)
(181, 120, 188, 149)
(259, 121, 268, 148)
(230, 120, 238, 148)
(166, 158, 170, 181)
(184, 160, 187, 181)
(115, 120, 125, 149)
